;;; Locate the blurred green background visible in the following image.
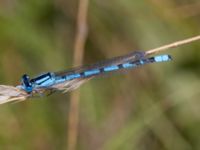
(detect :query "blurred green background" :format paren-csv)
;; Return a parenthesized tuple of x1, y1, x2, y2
(0, 0, 200, 149)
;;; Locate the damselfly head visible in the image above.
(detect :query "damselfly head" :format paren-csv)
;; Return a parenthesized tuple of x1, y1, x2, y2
(21, 74, 33, 93)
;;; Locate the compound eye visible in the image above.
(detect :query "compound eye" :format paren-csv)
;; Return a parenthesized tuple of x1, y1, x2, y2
(21, 74, 32, 93)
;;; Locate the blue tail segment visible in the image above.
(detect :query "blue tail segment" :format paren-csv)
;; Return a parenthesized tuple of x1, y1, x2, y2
(154, 55, 172, 62)
(20, 53, 172, 93)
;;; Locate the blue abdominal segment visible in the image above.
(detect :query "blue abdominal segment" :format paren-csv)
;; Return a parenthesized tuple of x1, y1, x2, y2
(84, 69, 100, 76)
(103, 65, 119, 71)
(66, 74, 81, 80)
(154, 55, 172, 62)
(122, 63, 136, 68)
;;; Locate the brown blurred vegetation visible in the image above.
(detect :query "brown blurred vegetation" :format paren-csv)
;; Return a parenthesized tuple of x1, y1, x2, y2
(0, 0, 200, 150)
